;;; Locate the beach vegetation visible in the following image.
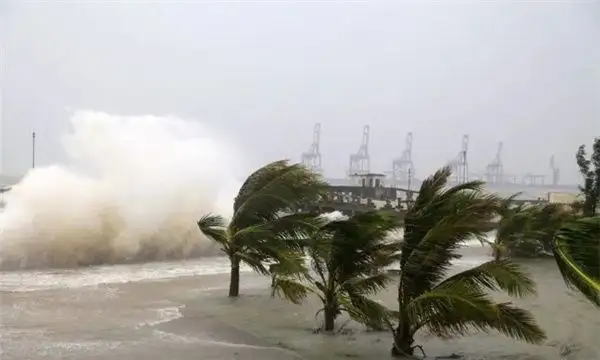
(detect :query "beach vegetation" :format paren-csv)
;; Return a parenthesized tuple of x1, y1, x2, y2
(390, 166, 546, 357)
(552, 216, 600, 308)
(272, 210, 402, 332)
(575, 137, 600, 217)
(493, 200, 573, 259)
(197, 160, 326, 297)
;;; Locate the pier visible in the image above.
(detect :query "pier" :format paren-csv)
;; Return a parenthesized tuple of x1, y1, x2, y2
(306, 173, 549, 218)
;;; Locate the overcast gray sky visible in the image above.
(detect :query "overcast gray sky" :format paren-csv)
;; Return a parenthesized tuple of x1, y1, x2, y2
(1, 0, 598, 184)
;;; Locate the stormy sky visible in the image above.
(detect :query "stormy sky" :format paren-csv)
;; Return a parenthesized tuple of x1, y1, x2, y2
(1, 0, 598, 184)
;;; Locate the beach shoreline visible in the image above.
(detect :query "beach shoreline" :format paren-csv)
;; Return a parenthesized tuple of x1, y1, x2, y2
(2, 257, 600, 360)
(153, 260, 600, 360)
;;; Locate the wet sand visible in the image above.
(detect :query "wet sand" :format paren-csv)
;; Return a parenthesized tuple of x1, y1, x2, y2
(2, 254, 600, 359)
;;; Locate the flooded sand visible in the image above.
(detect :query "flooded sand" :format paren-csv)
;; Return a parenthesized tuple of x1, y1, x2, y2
(1, 248, 600, 360)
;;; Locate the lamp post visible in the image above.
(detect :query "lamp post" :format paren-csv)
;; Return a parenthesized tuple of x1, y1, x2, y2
(407, 168, 413, 209)
(32, 130, 35, 169)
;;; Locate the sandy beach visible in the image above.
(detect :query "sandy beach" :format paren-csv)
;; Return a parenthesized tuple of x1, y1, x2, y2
(2, 247, 600, 360)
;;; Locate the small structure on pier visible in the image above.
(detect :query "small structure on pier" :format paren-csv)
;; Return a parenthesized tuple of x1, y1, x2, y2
(305, 172, 548, 221)
(305, 173, 413, 217)
(349, 171, 386, 189)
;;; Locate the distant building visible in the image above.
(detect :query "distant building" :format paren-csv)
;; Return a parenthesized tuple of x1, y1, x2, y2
(547, 191, 582, 205)
(348, 172, 387, 188)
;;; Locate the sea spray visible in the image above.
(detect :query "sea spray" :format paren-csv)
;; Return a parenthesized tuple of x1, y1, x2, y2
(0, 111, 242, 270)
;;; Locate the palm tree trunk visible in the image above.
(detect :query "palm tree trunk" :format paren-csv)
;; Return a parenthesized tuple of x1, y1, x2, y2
(392, 298, 414, 357)
(324, 306, 336, 331)
(229, 257, 240, 297)
(270, 274, 277, 297)
(493, 245, 501, 261)
(391, 323, 414, 357)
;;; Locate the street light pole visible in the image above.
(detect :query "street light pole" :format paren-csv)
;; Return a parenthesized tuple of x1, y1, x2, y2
(32, 130, 36, 169)
(407, 168, 413, 209)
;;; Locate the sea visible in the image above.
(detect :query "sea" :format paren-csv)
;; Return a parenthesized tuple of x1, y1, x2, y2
(2, 240, 599, 360)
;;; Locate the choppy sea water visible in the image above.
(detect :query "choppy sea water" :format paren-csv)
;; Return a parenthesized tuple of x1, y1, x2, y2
(0, 239, 487, 292)
(1, 241, 599, 360)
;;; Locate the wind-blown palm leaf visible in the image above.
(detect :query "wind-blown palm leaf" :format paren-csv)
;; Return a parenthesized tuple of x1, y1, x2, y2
(231, 160, 327, 230)
(435, 259, 536, 298)
(197, 214, 228, 249)
(528, 203, 574, 252)
(273, 277, 314, 304)
(342, 272, 394, 295)
(407, 280, 545, 344)
(325, 210, 402, 282)
(494, 201, 574, 259)
(493, 198, 532, 258)
(498, 192, 523, 213)
(341, 292, 398, 330)
(553, 216, 600, 307)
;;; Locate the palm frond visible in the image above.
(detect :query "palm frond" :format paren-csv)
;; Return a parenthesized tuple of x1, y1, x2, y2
(402, 189, 501, 293)
(528, 203, 574, 252)
(197, 214, 229, 250)
(269, 250, 308, 279)
(341, 293, 397, 330)
(266, 212, 327, 250)
(408, 166, 453, 214)
(235, 251, 270, 275)
(496, 205, 533, 242)
(408, 281, 546, 344)
(371, 242, 403, 268)
(553, 216, 600, 307)
(230, 160, 326, 230)
(498, 192, 523, 214)
(325, 210, 402, 283)
(325, 210, 402, 241)
(435, 259, 537, 298)
(494, 194, 530, 253)
(272, 277, 314, 304)
(407, 281, 499, 337)
(491, 302, 547, 344)
(342, 272, 393, 296)
(229, 222, 273, 246)
(402, 167, 498, 262)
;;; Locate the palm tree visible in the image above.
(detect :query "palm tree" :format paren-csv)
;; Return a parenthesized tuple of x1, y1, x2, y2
(197, 160, 327, 297)
(494, 201, 573, 259)
(553, 216, 600, 307)
(273, 210, 403, 332)
(529, 203, 575, 253)
(575, 138, 600, 217)
(391, 167, 546, 357)
(493, 193, 534, 260)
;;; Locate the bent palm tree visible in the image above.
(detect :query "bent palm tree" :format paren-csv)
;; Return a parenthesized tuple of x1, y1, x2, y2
(529, 203, 574, 253)
(553, 216, 600, 307)
(495, 201, 573, 259)
(274, 210, 402, 332)
(392, 166, 546, 357)
(197, 160, 326, 297)
(493, 193, 533, 260)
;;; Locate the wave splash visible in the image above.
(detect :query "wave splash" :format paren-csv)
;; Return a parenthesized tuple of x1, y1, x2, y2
(0, 111, 241, 270)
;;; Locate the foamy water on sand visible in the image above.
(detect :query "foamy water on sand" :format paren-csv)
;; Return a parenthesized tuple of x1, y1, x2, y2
(0, 241, 493, 359)
(8, 240, 599, 360)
